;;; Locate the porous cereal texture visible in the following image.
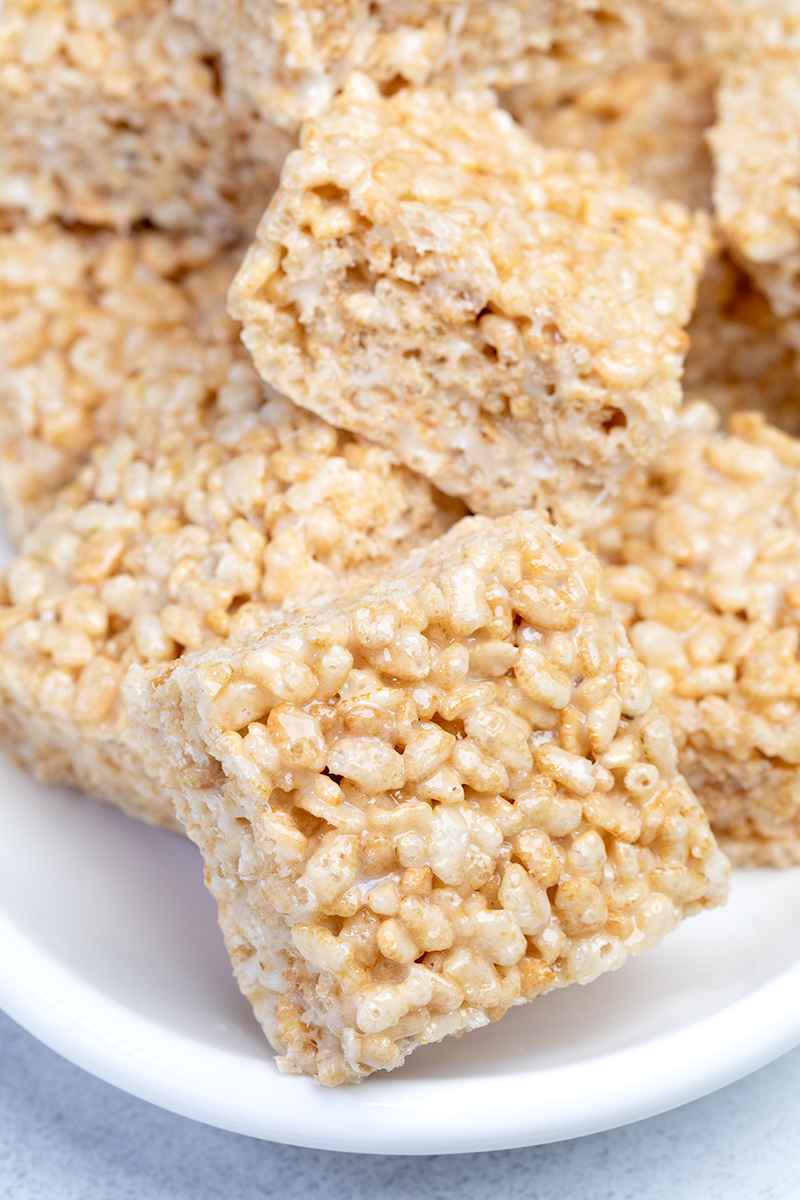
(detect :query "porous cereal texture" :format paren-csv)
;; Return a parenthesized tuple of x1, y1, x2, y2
(0, 228, 461, 829)
(0, 0, 292, 236)
(179, 0, 662, 133)
(0, 223, 242, 542)
(707, 9, 800, 319)
(602, 403, 800, 867)
(126, 509, 729, 1084)
(506, 55, 715, 211)
(682, 254, 800, 438)
(230, 76, 712, 530)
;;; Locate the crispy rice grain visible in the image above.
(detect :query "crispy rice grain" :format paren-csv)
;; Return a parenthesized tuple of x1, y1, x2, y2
(0, 227, 461, 829)
(0, 224, 244, 541)
(230, 76, 711, 533)
(505, 32, 716, 211)
(603, 402, 800, 866)
(708, 8, 800, 320)
(126, 509, 728, 1084)
(0, 0, 292, 236)
(180, 0, 664, 133)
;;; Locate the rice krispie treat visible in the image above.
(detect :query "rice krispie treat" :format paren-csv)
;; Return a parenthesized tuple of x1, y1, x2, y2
(682, 255, 800, 438)
(0, 230, 461, 829)
(602, 403, 800, 867)
(707, 9, 800, 320)
(0, 223, 245, 542)
(230, 76, 712, 531)
(506, 56, 716, 211)
(179, 0, 664, 133)
(0, 0, 292, 237)
(126, 509, 729, 1084)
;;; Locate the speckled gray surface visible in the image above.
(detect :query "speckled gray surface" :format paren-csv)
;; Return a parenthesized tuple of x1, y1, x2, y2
(1, 1008, 799, 1200)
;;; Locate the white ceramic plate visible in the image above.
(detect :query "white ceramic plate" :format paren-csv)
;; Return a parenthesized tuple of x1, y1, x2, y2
(1, 757, 800, 1155)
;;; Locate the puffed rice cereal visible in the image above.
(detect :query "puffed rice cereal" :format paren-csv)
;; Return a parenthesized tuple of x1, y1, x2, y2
(0, 227, 462, 829)
(602, 401, 800, 867)
(506, 54, 715, 212)
(707, 7, 800, 320)
(230, 75, 712, 531)
(126, 509, 729, 1084)
(0, 223, 242, 541)
(0, 0, 292, 237)
(179, 0, 663, 132)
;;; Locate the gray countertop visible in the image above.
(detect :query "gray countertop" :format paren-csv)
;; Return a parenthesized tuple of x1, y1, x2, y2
(2, 1007, 799, 1200)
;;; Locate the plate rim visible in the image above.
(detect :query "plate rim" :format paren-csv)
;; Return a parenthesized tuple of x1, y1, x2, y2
(3, 892, 800, 1156)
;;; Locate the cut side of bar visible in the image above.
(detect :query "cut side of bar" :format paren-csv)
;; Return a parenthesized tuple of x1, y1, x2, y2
(0, 0, 292, 237)
(178, 0, 663, 132)
(126, 509, 729, 1083)
(230, 76, 712, 531)
(0, 227, 460, 830)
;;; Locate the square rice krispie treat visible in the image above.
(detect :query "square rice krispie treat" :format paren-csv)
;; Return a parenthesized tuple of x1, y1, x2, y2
(707, 8, 800, 320)
(179, 0, 664, 133)
(126, 509, 729, 1084)
(0, 0, 292, 237)
(230, 76, 712, 532)
(0, 229, 461, 829)
(601, 402, 800, 867)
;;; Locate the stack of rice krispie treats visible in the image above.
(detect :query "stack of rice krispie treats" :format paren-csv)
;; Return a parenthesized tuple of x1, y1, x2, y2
(4, 0, 800, 1085)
